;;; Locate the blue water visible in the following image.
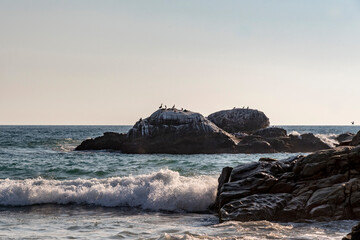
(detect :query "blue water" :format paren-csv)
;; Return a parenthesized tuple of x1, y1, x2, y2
(0, 125, 359, 239)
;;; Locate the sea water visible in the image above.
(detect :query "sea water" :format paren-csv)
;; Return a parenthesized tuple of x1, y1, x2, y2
(0, 125, 359, 239)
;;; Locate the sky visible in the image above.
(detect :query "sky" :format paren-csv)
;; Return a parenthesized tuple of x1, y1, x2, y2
(1, 0, 360, 125)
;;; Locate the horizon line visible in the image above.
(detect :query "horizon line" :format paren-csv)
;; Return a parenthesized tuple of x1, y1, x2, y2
(0, 124, 359, 127)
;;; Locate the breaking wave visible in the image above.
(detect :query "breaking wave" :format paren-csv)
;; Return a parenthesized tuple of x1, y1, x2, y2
(315, 133, 339, 148)
(289, 131, 339, 148)
(0, 169, 217, 212)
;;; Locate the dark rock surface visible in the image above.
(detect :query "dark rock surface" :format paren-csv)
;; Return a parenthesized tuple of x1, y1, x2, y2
(208, 108, 270, 133)
(343, 222, 360, 240)
(75, 132, 127, 151)
(121, 109, 239, 154)
(216, 146, 360, 222)
(236, 132, 331, 153)
(253, 127, 287, 138)
(75, 108, 335, 154)
(337, 133, 356, 144)
(351, 131, 360, 146)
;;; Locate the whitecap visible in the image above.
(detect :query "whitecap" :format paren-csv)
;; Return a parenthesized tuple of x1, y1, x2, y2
(0, 169, 217, 212)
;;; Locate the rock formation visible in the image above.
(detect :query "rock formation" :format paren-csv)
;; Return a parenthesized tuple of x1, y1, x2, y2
(75, 132, 127, 151)
(75, 108, 336, 154)
(337, 133, 356, 145)
(236, 129, 331, 153)
(216, 146, 360, 222)
(122, 109, 239, 154)
(208, 108, 270, 133)
(351, 131, 360, 146)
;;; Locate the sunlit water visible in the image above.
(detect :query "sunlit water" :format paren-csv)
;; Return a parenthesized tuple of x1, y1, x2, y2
(0, 125, 359, 239)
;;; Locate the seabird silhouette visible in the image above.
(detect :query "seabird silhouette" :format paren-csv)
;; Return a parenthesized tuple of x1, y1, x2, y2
(159, 104, 163, 109)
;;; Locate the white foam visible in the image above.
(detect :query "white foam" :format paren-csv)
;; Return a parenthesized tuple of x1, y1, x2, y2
(0, 169, 217, 212)
(315, 133, 339, 148)
(289, 131, 301, 138)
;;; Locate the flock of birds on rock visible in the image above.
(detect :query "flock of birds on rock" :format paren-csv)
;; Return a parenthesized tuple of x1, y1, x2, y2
(158, 104, 185, 112)
(138, 105, 356, 125)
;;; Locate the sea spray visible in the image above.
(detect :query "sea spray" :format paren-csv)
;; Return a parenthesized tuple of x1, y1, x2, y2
(289, 131, 339, 148)
(0, 169, 217, 212)
(315, 133, 339, 148)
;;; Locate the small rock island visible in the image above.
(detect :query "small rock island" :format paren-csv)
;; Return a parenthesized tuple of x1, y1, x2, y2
(75, 107, 335, 154)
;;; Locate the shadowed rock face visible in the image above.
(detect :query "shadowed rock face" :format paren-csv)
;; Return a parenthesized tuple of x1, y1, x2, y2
(235, 132, 331, 153)
(75, 132, 127, 151)
(216, 146, 360, 222)
(253, 127, 287, 138)
(351, 131, 360, 146)
(208, 108, 270, 133)
(337, 133, 356, 144)
(122, 109, 239, 154)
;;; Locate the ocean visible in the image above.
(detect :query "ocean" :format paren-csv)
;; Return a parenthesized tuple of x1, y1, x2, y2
(0, 125, 359, 239)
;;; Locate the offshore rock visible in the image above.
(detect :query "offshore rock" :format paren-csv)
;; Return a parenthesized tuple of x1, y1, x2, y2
(235, 131, 331, 153)
(75, 109, 333, 154)
(216, 146, 360, 222)
(75, 132, 127, 151)
(122, 109, 239, 154)
(337, 133, 356, 145)
(208, 108, 270, 133)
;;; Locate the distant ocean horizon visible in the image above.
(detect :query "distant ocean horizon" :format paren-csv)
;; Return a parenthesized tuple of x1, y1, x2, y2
(0, 125, 359, 239)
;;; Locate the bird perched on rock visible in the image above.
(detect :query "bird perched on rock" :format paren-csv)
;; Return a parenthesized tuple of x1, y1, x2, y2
(159, 104, 163, 109)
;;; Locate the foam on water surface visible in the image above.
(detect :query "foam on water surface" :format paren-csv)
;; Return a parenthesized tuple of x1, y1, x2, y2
(0, 169, 217, 212)
(1, 125, 360, 239)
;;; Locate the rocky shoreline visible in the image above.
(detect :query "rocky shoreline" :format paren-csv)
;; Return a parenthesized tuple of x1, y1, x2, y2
(214, 145, 360, 222)
(211, 131, 360, 239)
(75, 107, 344, 154)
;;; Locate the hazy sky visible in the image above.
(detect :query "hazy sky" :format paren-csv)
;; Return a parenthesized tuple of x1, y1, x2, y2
(1, 0, 360, 125)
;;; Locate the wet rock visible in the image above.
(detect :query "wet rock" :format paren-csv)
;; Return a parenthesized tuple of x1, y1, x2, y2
(208, 108, 270, 133)
(287, 133, 331, 152)
(351, 131, 360, 146)
(122, 109, 239, 154)
(337, 133, 356, 144)
(216, 146, 360, 222)
(220, 193, 292, 222)
(235, 131, 331, 153)
(75, 132, 127, 151)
